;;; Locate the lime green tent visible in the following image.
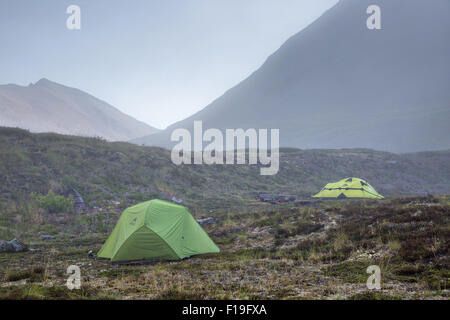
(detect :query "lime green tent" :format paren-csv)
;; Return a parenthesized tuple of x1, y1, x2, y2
(312, 177, 384, 199)
(97, 199, 220, 262)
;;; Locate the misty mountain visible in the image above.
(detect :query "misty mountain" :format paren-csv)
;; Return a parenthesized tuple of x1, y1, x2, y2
(133, 0, 450, 153)
(0, 78, 159, 141)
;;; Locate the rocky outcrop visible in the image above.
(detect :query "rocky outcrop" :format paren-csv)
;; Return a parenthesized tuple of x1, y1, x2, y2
(196, 217, 216, 225)
(0, 238, 28, 253)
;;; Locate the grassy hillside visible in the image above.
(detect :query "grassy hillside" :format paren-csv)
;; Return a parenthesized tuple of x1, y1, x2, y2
(0, 127, 448, 300)
(1, 126, 450, 211)
(0, 196, 448, 299)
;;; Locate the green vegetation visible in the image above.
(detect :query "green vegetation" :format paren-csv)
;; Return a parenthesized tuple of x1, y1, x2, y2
(0, 128, 448, 300)
(0, 283, 111, 300)
(1, 127, 450, 211)
(98, 267, 145, 279)
(5, 266, 45, 282)
(32, 191, 74, 214)
(348, 291, 402, 300)
(0, 196, 448, 299)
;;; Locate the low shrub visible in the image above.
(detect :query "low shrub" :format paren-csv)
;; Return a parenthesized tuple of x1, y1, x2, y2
(32, 190, 74, 214)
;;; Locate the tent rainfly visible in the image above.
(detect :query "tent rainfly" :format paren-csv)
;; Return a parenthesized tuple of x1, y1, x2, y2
(97, 199, 220, 262)
(312, 177, 384, 199)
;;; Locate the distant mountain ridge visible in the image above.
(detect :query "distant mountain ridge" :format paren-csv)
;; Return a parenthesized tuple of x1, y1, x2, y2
(0, 78, 159, 141)
(133, 0, 450, 153)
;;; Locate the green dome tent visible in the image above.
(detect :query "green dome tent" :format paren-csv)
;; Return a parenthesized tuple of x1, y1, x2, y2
(312, 177, 384, 199)
(97, 199, 220, 262)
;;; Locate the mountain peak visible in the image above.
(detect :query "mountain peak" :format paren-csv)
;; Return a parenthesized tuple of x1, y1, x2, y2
(35, 78, 53, 86)
(0, 79, 160, 141)
(134, 0, 450, 153)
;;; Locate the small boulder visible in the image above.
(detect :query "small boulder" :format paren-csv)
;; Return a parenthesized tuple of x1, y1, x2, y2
(0, 240, 9, 252)
(196, 217, 216, 225)
(171, 196, 183, 204)
(9, 238, 28, 252)
(0, 238, 28, 253)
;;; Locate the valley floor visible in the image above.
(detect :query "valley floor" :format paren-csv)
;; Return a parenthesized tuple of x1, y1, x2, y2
(0, 196, 448, 300)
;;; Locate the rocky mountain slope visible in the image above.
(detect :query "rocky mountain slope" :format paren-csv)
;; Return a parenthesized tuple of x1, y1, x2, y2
(0, 78, 159, 141)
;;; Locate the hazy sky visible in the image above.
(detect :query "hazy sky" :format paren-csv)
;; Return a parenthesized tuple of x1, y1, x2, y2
(0, 0, 338, 129)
